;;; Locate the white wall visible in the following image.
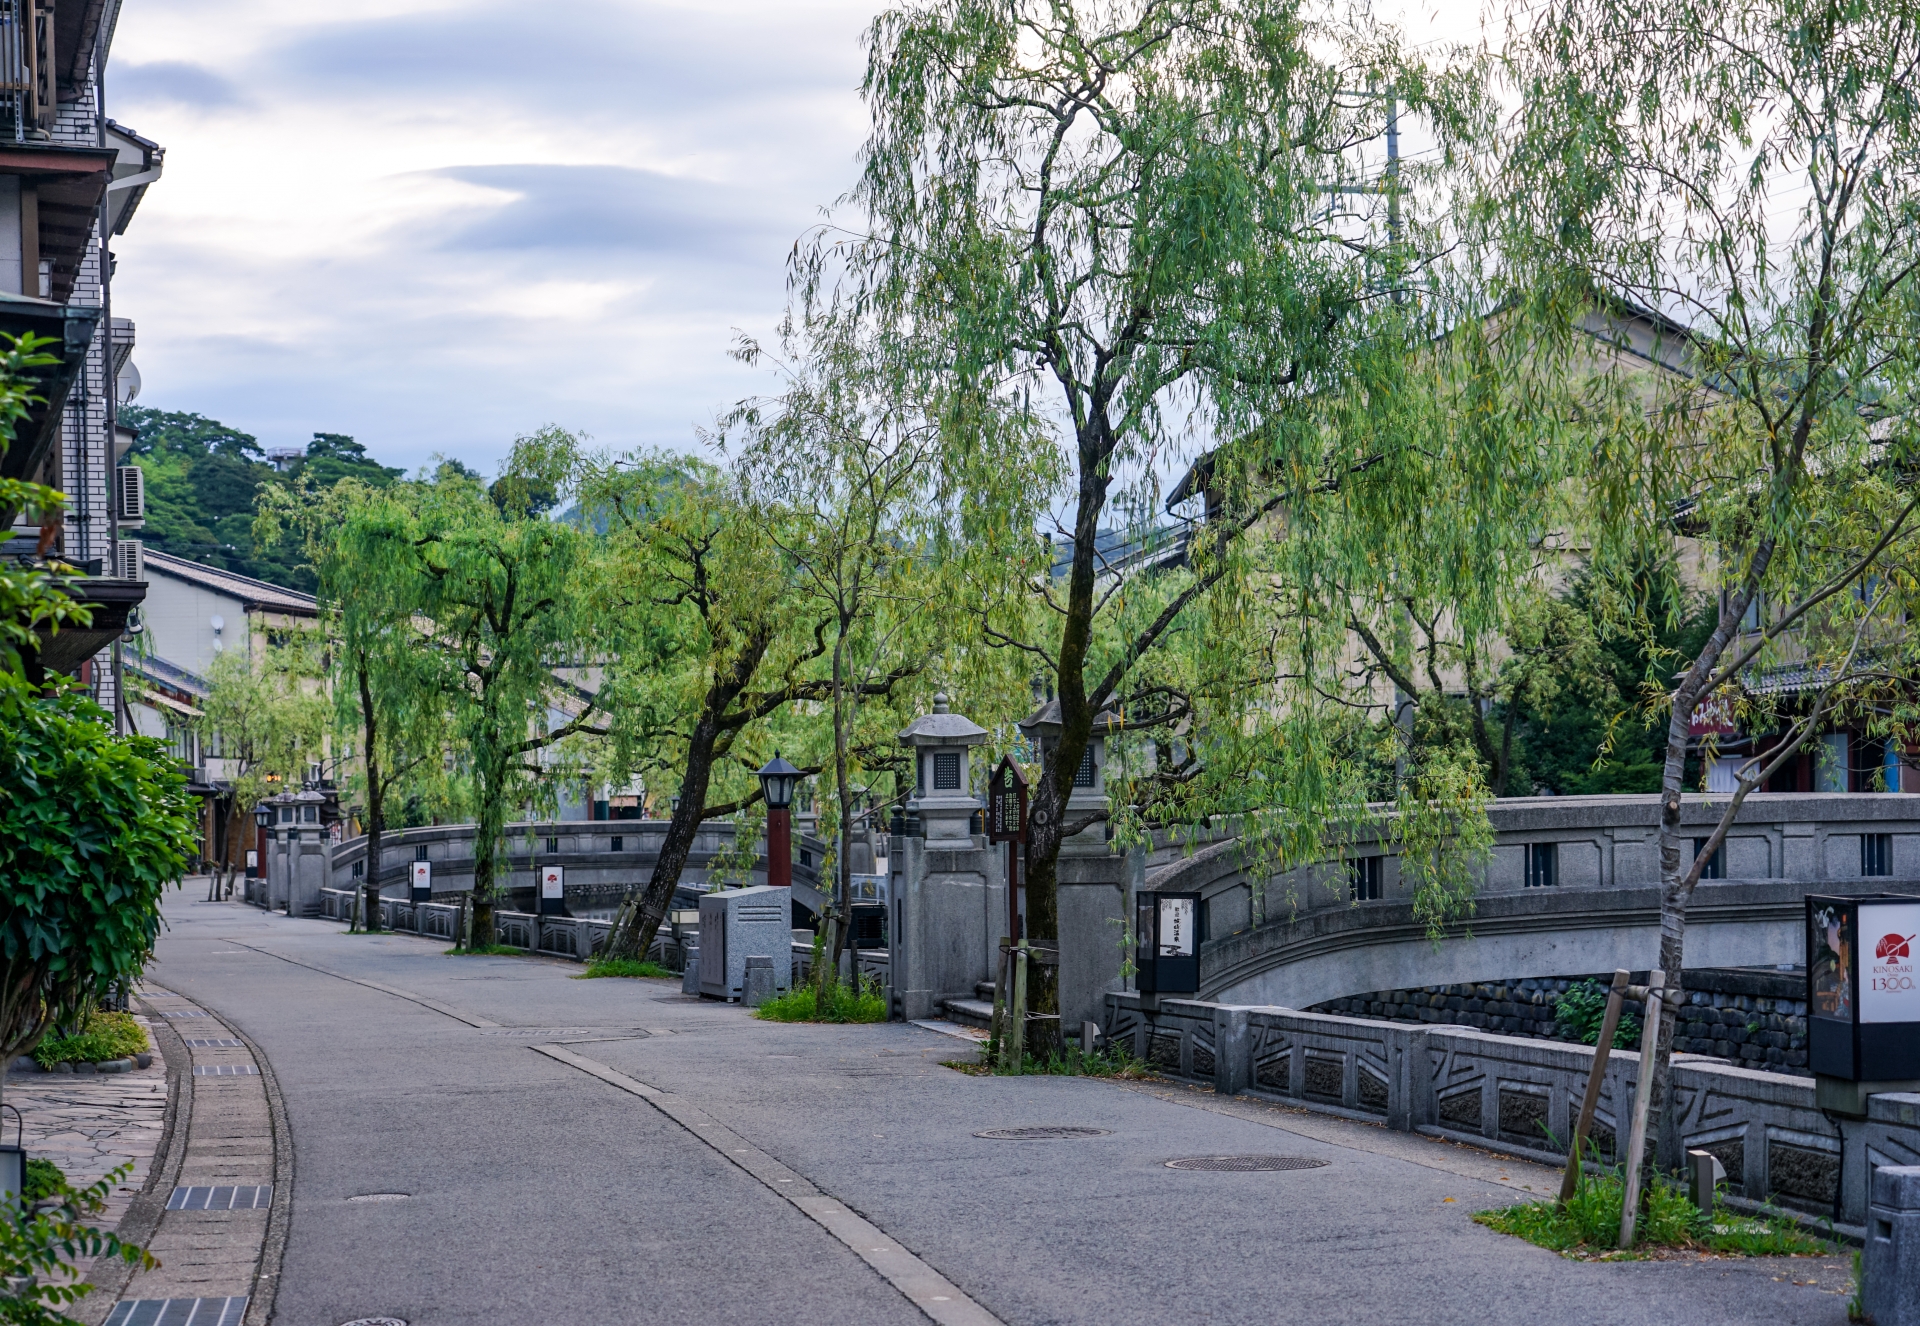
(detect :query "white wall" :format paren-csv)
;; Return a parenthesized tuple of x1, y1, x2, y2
(140, 571, 245, 675)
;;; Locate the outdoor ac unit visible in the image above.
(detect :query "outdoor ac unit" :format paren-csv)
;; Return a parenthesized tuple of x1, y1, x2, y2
(115, 538, 144, 582)
(114, 465, 145, 524)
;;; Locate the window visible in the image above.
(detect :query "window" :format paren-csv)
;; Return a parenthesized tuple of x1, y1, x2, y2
(351, 861, 364, 879)
(611, 836, 624, 853)
(544, 836, 560, 855)
(933, 751, 962, 790)
(1349, 856, 1383, 901)
(1862, 833, 1893, 878)
(1692, 838, 1725, 880)
(1074, 746, 1096, 788)
(1524, 842, 1558, 888)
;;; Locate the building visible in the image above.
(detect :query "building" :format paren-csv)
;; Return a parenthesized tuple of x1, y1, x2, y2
(0, 0, 164, 716)
(125, 549, 321, 869)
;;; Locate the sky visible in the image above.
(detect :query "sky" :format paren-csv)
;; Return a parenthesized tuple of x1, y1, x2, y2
(106, 0, 1489, 479)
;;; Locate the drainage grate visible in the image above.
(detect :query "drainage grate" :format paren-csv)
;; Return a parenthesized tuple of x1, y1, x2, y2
(168, 1186, 272, 1210)
(192, 1065, 258, 1076)
(104, 1295, 247, 1324)
(183, 1039, 244, 1048)
(1163, 1155, 1330, 1172)
(974, 1126, 1113, 1140)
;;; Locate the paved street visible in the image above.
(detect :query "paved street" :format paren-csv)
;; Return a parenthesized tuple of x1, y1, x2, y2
(146, 892, 1855, 1326)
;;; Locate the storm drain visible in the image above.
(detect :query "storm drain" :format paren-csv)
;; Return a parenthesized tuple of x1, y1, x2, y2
(192, 1065, 258, 1076)
(974, 1126, 1112, 1140)
(183, 1039, 244, 1048)
(1164, 1155, 1329, 1172)
(168, 1186, 271, 1211)
(104, 1297, 247, 1325)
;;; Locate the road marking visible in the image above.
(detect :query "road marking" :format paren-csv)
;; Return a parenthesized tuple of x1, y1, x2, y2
(531, 1044, 1004, 1326)
(217, 942, 501, 1027)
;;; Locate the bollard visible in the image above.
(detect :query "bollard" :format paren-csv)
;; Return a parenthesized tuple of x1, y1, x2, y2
(681, 945, 701, 997)
(1082, 1021, 1101, 1055)
(1687, 1149, 1726, 1221)
(744, 956, 776, 1008)
(1866, 1165, 1920, 1326)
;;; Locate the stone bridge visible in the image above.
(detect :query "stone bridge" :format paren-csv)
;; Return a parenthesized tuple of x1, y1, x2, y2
(1143, 793, 1920, 1009)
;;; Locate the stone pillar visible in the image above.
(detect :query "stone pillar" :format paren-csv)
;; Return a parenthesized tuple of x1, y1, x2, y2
(1866, 1165, 1920, 1326)
(1213, 1006, 1250, 1096)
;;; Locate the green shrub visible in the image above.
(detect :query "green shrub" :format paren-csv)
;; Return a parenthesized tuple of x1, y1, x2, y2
(755, 976, 889, 1023)
(32, 1012, 148, 1069)
(22, 1161, 64, 1203)
(442, 944, 523, 957)
(577, 957, 672, 979)
(1474, 1169, 1827, 1258)
(1554, 980, 1642, 1049)
(0, 1163, 155, 1324)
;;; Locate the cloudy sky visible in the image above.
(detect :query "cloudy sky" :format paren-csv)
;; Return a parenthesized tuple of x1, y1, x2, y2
(107, 0, 1486, 477)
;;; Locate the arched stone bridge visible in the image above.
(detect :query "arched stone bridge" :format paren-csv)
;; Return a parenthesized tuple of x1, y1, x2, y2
(1141, 793, 1920, 1008)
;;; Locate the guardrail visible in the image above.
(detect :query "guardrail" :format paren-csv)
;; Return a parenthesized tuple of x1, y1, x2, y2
(1107, 990, 1920, 1228)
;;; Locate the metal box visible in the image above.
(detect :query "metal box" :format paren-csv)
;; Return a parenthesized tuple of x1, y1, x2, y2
(1135, 890, 1201, 996)
(698, 885, 793, 1001)
(1808, 892, 1920, 1081)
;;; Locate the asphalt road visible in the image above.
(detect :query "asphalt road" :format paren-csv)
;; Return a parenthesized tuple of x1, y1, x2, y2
(148, 892, 1855, 1326)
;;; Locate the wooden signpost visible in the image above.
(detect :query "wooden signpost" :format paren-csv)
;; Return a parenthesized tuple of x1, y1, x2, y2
(988, 757, 1029, 1068)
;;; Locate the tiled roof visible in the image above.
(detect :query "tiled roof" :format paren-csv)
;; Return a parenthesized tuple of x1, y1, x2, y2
(143, 549, 319, 617)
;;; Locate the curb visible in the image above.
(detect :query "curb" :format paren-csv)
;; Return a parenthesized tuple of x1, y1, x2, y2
(228, 1009, 294, 1326)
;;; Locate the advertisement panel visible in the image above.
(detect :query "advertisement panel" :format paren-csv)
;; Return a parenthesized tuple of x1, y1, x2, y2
(1861, 901, 1920, 1024)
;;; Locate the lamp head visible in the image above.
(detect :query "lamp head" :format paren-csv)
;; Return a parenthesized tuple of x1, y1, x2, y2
(757, 752, 802, 811)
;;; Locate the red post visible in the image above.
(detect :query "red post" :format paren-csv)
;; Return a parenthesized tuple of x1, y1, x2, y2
(767, 806, 792, 890)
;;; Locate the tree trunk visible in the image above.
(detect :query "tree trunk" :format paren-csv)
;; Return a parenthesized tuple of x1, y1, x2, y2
(360, 665, 384, 933)
(469, 746, 512, 950)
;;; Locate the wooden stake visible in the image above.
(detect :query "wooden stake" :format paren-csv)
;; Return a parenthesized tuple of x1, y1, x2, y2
(1618, 969, 1666, 1249)
(1002, 941, 1029, 1074)
(1560, 968, 1630, 1205)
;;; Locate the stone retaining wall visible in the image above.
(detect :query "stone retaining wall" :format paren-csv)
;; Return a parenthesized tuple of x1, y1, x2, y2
(1309, 967, 1812, 1075)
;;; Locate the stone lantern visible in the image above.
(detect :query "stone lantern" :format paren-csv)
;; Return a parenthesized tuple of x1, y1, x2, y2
(897, 694, 988, 843)
(1018, 699, 1116, 849)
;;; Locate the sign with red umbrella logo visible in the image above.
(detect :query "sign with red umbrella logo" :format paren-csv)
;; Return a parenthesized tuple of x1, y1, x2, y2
(1878, 932, 1914, 963)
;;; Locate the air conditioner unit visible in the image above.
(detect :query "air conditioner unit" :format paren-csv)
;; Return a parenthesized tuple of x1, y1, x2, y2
(114, 465, 145, 525)
(115, 538, 143, 582)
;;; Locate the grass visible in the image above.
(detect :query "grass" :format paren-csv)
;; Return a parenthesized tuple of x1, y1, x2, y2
(576, 957, 673, 979)
(23, 1159, 66, 1202)
(33, 1011, 149, 1068)
(947, 1034, 1151, 1078)
(755, 976, 889, 1023)
(1473, 1168, 1830, 1259)
(442, 944, 524, 957)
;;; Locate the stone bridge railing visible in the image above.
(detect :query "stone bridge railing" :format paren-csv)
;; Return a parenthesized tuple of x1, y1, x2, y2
(1146, 793, 1920, 1007)
(1106, 990, 1920, 1230)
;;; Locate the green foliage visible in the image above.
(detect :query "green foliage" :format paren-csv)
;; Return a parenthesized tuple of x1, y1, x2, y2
(195, 640, 329, 824)
(976, 1037, 1147, 1079)
(31, 1011, 149, 1068)
(21, 1161, 64, 1204)
(0, 1164, 156, 1324)
(1474, 1170, 1826, 1259)
(1552, 980, 1642, 1050)
(442, 945, 523, 957)
(121, 407, 402, 591)
(754, 976, 889, 1023)
(0, 674, 196, 1062)
(576, 958, 672, 979)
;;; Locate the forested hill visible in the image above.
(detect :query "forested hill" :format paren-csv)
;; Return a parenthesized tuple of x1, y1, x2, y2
(122, 408, 403, 593)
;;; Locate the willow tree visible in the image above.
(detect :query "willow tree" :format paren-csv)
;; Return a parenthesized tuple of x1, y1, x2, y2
(197, 638, 329, 888)
(415, 434, 604, 949)
(1503, 0, 1920, 1153)
(259, 477, 450, 930)
(811, 0, 1487, 1031)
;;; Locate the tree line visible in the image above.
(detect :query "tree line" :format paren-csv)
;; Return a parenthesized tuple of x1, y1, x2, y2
(215, 0, 1920, 1151)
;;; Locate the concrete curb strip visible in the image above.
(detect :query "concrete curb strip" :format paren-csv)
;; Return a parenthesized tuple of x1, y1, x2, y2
(531, 1044, 1005, 1326)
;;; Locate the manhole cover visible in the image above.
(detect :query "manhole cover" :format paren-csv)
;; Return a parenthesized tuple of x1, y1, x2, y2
(339, 1319, 408, 1326)
(974, 1126, 1112, 1140)
(1164, 1155, 1329, 1172)
(347, 1193, 410, 1202)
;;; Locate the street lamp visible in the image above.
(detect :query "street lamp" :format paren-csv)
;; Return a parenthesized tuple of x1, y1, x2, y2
(757, 753, 801, 891)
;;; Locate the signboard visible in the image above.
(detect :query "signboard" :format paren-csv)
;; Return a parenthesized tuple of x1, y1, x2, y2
(1861, 901, 1920, 1024)
(987, 756, 1029, 843)
(410, 859, 432, 903)
(539, 864, 565, 916)
(1688, 694, 1738, 737)
(1157, 895, 1196, 958)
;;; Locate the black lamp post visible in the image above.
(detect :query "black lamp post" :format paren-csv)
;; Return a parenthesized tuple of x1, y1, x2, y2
(251, 803, 273, 880)
(757, 753, 801, 891)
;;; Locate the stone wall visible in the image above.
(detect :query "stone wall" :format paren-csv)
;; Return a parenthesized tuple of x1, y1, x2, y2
(1309, 966, 1811, 1075)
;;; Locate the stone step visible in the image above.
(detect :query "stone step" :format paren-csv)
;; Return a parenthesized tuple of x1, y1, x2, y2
(942, 997, 995, 1031)
(974, 981, 996, 1001)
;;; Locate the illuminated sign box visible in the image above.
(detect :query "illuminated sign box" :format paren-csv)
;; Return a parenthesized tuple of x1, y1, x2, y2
(1135, 890, 1201, 996)
(1807, 892, 1920, 1082)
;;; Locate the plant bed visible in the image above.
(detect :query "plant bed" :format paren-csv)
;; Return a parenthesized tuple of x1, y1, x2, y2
(32, 1012, 149, 1071)
(949, 1039, 1153, 1078)
(1473, 1169, 1830, 1260)
(754, 978, 889, 1024)
(442, 945, 525, 957)
(575, 958, 673, 980)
